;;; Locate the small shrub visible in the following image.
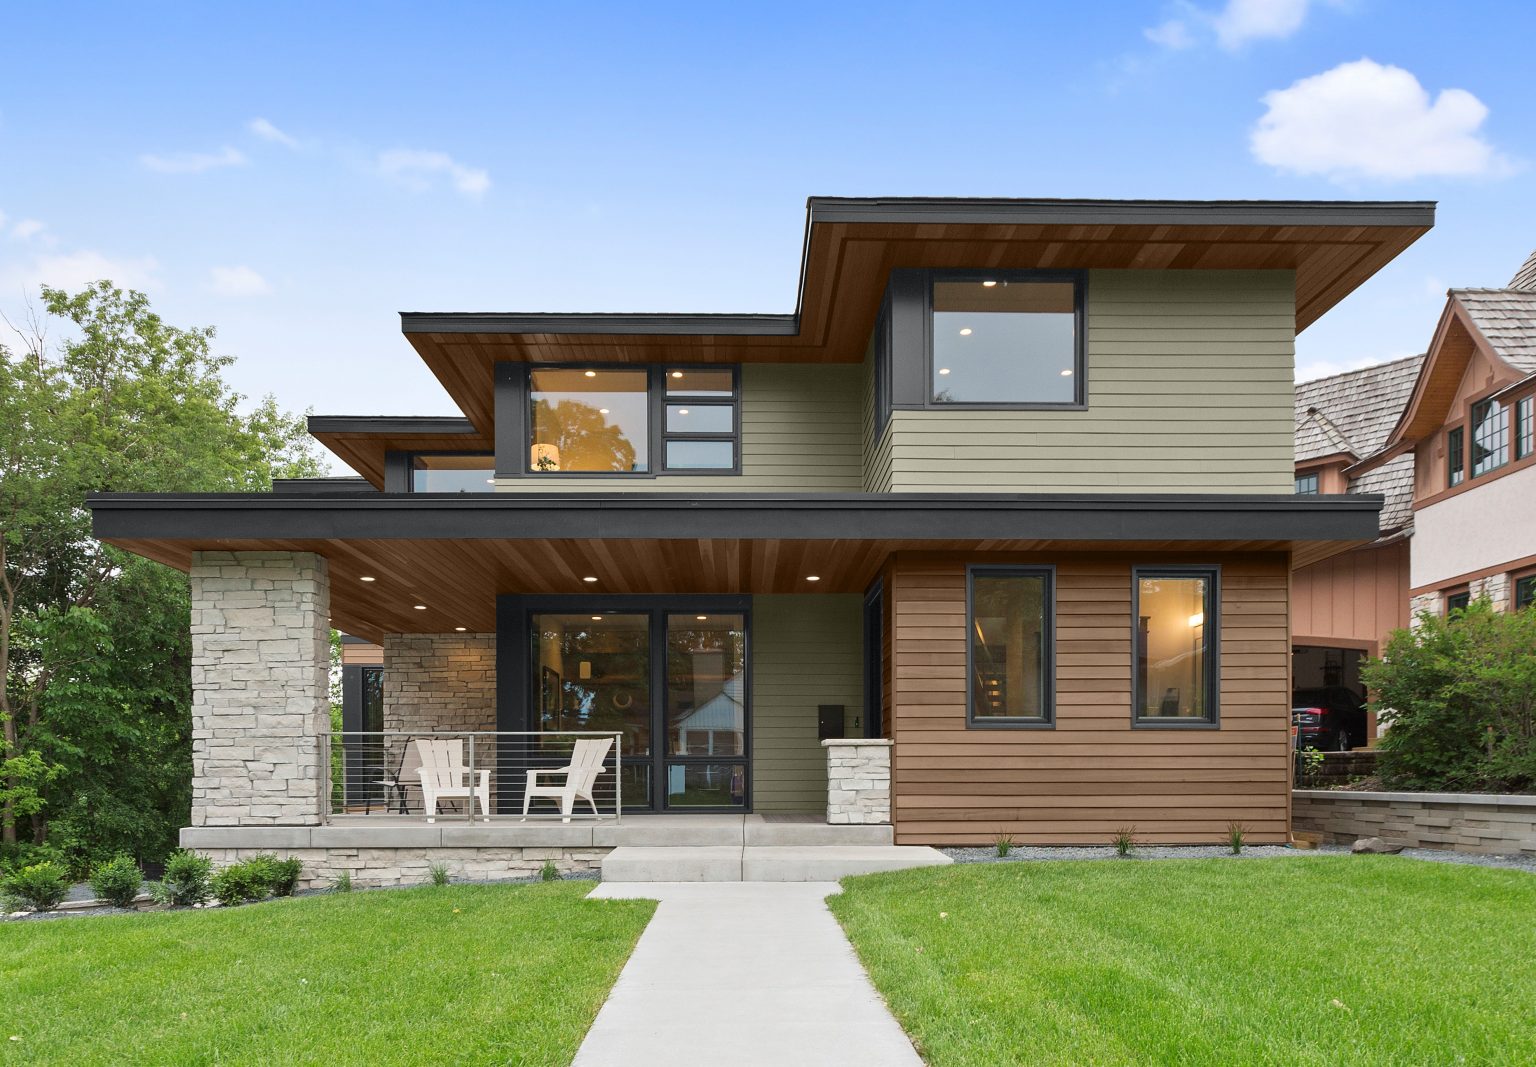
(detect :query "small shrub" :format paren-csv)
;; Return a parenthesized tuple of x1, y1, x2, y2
(89, 854, 144, 908)
(1226, 822, 1248, 856)
(540, 859, 560, 882)
(429, 861, 451, 887)
(331, 870, 353, 893)
(1297, 746, 1325, 785)
(994, 833, 1017, 858)
(3, 861, 71, 912)
(154, 850, 213, 906)
(211, 860, 271, 906)
(265, 856, 303, 897)
(1111, 826, 1138, 857)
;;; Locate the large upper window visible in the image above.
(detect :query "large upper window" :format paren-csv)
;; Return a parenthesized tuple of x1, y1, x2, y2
(1471, 398, 1508, 478)
(931, 274, 1082, 406)
(411, 453, 494, 492)
(967, 567, 1054, 727)
(1447, 426, 1465, 488)
(1134, 568, 1218, 726)
(526, 367, 740, 474)
(1516, 396, 1534, 461)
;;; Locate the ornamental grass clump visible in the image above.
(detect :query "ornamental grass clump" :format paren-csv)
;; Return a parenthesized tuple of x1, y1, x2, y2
(540, 860, 560, 882)
(429, 862, 451, 887)
(89, 855, 143, 908)
(994, 833, 1017, 858)
(1226, 822, 1248, 856)
(1111, 826, 1138, 858)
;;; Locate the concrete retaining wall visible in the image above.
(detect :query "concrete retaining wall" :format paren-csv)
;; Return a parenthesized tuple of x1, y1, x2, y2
(1292, 789, 1536, 856)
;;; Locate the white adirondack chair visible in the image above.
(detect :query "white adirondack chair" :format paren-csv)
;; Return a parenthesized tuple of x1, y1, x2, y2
(414, 738, 491, 822)
(522, 737, 614, 822)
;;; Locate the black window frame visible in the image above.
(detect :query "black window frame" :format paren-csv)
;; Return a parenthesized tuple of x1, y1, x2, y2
(965, 564, 1057, 730)
(1132, 565, 1221, 730)
(1515, 395, 1534, 461)
(1445, 589, 1471, 614)
(1515, 574, 1536, 611)
(1294, 471, 1319, 495)
(1447, 426, 1465, 488)
(521, 364, 742, 478)
(1470, 397, 1509, 479)
(403, 451, 496, 493)
(924, 269, 1087, 411)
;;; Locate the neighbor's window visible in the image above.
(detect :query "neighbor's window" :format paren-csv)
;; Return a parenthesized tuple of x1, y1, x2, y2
(1471, 399, 1508, 478)
(1516, 575, 1536, 611)
(1445, 589, 1471, 614)
(931, 275, 1081, 405)
(528, 368, 650, 473)
(410, 453, 495, 492)
(1295, 472, 1319, 495)
(1134, 568, 1218, 725)
(1447, 426, 1465, 487)
(968, 567, 1054, 726)
(1516, 396, 1534, 461)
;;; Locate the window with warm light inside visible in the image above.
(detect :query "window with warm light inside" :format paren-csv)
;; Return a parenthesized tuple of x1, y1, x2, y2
(967, 567, 1054, 727)
(1134, 568, 1218, 726)
(931, 274, 1082, 406)
(410, 453, 495, 492)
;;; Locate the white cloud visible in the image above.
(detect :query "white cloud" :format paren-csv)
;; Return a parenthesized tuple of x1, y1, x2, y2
(139, 146, 248, 174)
(208, 265, 272, 297)
(1144, 18, 1195, 49)
(1252, 59, 1508, 181)
(12, 219, 45, 241)
(377, 149, 491, 199)
(0, 249, 161, 298)
(1213, 0, 1309, 49)
(248, 117, 298, 149)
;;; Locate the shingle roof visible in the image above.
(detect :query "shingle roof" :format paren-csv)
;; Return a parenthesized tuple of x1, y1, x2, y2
(1295, 354, 1424, 536)
(1509, 248, 1536, 291)
(1450, 288, 1536, 374)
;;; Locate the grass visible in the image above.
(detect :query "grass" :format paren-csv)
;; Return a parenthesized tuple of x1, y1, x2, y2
(829, 857, 1536, 1067)
(0, 881, 654, 1066)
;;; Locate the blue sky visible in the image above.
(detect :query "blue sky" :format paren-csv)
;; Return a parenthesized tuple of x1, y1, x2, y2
(2, 1, 1532, 469)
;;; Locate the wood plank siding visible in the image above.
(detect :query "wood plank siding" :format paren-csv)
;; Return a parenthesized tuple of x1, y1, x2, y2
(1291, 541, 1409, 652)
(751, 594, 863, 812)
(882, 271, 1297, 493)
(495, 363, 864, 493)
(887, 552, 1292, 845)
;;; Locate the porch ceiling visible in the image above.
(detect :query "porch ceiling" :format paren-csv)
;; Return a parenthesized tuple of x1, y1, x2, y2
(88, 491, 1381, 641)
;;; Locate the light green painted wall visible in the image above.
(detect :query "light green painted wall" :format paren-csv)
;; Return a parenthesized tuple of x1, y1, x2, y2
(883, 270, 1297, 492)
(751, 593, 863, 813)
(497, 363, 864, 493)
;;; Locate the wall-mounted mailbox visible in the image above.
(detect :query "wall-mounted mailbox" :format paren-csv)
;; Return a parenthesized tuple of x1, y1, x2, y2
(818, 704, 845, 741)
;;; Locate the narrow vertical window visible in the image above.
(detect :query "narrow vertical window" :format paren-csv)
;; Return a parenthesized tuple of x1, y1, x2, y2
(967, 567, 1054, 726)
(1134, 568, 1218, 726)
(1470, 399, 1508, 478)
(1447, 427, 1464, 488)
(1515, 396, 1534, 461)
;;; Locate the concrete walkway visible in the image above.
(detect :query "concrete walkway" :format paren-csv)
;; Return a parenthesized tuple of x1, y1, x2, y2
(573, 882, 923, 1067)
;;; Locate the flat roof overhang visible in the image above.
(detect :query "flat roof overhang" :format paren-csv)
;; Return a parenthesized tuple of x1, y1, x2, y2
(401, 197, 1435, 432)
(90, 491, 1381, 641)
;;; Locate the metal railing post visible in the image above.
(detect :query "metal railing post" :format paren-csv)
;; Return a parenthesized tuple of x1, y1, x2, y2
(614, 731, 622, 823)
(466, 732, 476, 822)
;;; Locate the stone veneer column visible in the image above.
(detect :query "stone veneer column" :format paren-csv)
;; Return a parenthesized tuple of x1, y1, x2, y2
(1408, 591, 1442, 628)
(1471, 573, 1512, 613)
(822, 739, 893, 824)
(189, 551, 330, 826)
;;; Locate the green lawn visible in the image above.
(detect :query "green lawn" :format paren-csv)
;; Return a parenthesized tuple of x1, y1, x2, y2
(1, 881, 654, 1066)
(829, 857, 1536, 1067)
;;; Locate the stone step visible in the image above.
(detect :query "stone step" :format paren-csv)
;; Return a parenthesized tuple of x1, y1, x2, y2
(744, 821, 894, 847)
(601, 845, 951, 883)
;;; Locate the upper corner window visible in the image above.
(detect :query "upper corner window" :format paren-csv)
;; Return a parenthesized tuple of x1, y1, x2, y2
(663, 368, 739, 471)
(1514, 395, 1534, 461)
(1134, 568, 1218, 726)
(1294, 472, 1319, 495)
(930, 275, 1082, 406)
(1447, 426, 1465, 488)
(968, 567, 1054, 726)
(1470, 399, 1508, 478)
(410, 453, 495, 492)
(528, 367, 650, 473)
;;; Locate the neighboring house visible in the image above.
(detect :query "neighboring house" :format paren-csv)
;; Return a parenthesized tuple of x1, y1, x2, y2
(87, 196, 1432, 876)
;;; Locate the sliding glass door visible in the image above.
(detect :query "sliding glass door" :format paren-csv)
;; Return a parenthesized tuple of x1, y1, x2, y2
(529, 602, 748, 811)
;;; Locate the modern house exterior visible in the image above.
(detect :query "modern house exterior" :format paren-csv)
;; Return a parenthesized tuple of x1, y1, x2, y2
(1291, 249, 1536, 746)
(87, 197, 1434, 883)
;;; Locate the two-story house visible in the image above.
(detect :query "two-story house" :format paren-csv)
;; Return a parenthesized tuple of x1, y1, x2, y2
(87, 197, 1432, 884)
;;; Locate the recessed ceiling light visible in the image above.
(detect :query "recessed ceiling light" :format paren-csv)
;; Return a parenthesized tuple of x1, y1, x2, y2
(696, 615, 708, 621)
(413, 604, 427, 610)
(1060, 369, 1073, 376)
(982, 280, 998, 287)
(806, 575, 821, 582)
(938, 368, 951, 376)
(359, 576, 376, 582)
(959, 328, 973, 336)
(584, 370, 597, 378)
(592, 615, 602, 621)
(671, 371, 684, 378)
(454, 626, 467, 632)
(582, 576, 598, 583)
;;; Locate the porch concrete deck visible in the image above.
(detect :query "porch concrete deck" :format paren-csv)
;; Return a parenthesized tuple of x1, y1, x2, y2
(181, 813, 896, 850)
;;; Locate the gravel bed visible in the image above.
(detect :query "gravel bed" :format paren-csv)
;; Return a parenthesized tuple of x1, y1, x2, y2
(944, 843, 1536, 872)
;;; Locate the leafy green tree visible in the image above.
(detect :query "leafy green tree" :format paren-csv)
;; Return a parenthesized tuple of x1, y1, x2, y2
(1, 282, 321, 864)
(1365, 599, 1536, 792)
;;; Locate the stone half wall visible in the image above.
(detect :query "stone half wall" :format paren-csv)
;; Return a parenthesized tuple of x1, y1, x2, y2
(190, 551, 331, 826)
(1293, 790, 1536, 856)
(198, 846, 610, 891)
(823, 739, 892, 824)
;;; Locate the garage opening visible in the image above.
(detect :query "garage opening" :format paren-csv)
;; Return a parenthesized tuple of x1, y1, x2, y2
(1291, 645, 1370, 750)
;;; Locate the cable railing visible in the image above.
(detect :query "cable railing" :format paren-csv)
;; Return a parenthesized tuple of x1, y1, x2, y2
(326, 730, 623, 822)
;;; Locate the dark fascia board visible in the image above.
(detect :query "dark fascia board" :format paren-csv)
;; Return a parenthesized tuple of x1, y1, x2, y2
(805, 196, 1438, 229)
(307, 415, 480, 436)
(401, 312, 799, 336)
(272, 476, 379, 496)
(88, 491, 1382, 545)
